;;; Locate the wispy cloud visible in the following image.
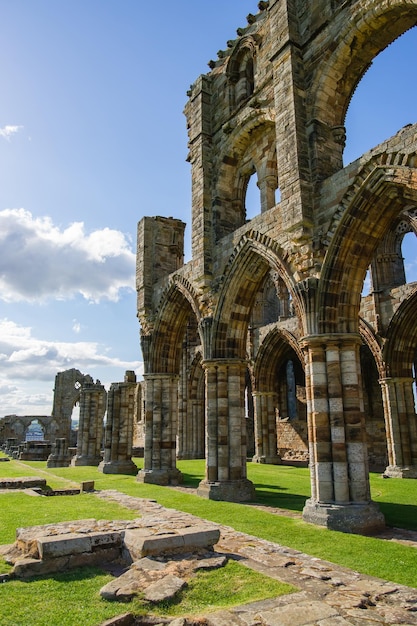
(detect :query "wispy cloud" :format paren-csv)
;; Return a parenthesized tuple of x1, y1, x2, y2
(0, 209, 136, 303)
(0, 125, 23, 141)
(0, 318, 143, 414)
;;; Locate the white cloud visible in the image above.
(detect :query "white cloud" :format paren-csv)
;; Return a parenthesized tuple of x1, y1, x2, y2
(0, 318, 141, 380)
(0, 125, 23, 140)
(0, 209, 136, 303)
(72, 319, 82, 334)
(0, 318, 143, 415)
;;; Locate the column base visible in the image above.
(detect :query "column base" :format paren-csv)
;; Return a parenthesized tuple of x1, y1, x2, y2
(136, 468, 183, 486)
(46, 456, 72, 468)
(197, 478, 255, 502)
(71, 455, 102, 467)
(98, 459, 138, 475)
(302, 499, 385, 535)
(383, 465, 417, 479)
(252, 454, 282, 465)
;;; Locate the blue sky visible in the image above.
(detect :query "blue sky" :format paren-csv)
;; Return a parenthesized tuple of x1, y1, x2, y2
(0, 2, 416, 417)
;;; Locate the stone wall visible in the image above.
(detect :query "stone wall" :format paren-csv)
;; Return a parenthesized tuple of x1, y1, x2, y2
(135, 0, 417, 532)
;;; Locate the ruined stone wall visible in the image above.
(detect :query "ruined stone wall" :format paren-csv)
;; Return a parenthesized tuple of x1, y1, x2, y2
(135, 0, 417, 530)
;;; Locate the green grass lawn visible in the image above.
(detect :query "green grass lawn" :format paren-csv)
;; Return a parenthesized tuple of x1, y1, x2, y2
(0, 457, 297, 625)
(1, 457, 416, 592)
(0, 560, 295, 626)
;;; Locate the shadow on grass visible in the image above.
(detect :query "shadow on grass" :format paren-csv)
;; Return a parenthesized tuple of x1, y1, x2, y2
(180, 471, 308, 513)
(252, 487, 307, 513)
(20, 566, 106, 585)
(378, 501, 417, 531)
(179, 471, 203, 489)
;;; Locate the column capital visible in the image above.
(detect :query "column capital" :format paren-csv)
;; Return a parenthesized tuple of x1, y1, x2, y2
(300, 333, 362, 350)
(202, 358, 248, 371)
(379, 376, 415, 385)
(143, 373, 179, 381)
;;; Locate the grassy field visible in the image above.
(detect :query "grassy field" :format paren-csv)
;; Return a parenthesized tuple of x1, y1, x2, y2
(0, 456, 416, 624)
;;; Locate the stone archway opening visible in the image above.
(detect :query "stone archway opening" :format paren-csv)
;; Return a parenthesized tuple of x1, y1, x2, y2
(344, 26, 417, 166)
(25, 419, 44, 441)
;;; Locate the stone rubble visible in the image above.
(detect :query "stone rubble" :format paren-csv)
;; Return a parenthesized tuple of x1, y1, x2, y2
(93, 490, 417, 626)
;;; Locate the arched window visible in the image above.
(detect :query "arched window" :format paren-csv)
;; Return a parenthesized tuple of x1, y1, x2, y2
(235, 52, 254, 106)
(25, 419, 44, 441)
(245, 171, 260, 220)
(402, 231, 417, 284)
(227, 38, 257, 110)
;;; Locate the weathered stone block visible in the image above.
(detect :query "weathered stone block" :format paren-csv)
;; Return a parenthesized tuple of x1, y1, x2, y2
(37, 533, 92, 559)
(143, 574, 186, 603)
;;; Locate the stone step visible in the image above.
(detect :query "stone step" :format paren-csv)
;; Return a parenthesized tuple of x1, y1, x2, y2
(123, 525, 220, 560)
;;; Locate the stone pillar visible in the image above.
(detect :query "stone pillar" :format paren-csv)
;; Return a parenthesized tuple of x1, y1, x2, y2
(46, 438, 72, 468)
(72, 381, 106, 466)
(98, 371, 138, 475)
(197, 359, 255, 502)
(183, 75, 213, 285)
(301, 334, 385, 533)
(257, 175, 278, 213)
(177, 359, 205, 460)
(136, 374, 182, 486)
(380, 377, 417, 478)
(252, 391, 281, 464)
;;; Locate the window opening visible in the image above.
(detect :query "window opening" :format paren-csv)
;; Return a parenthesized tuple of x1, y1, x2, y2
(402, 231, 417, 284)
(245, 172, 260, 220)
(344, 27, 417, 165)
(25, 419, 44, 441)
(362, 268, 372, 296)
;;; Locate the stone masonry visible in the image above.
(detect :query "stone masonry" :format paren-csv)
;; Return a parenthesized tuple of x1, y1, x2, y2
(135, 0, 417, 533)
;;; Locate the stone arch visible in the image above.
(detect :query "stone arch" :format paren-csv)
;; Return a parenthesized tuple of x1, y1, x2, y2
(254, 327, 303, 391)
(211, 232, 299, 359)
(13, 419, 25, 440)
(319, 165, 417, 334)
(369, 213, 414, 292)
(383, 288, 417, 377)
(226, 35, 259, 109)
(51, 368, 93, 442)
(307, 2, 417, 177)
(359, 318, 386, 379)
(252, 327, 307, 464)
(146, 278, 202, 374)
(177, 350, 205, 460)
(379, 288, 417, 475)
(24, 419, 44, 441)
(214, 112, 277, 239)
(311, 2, 417, 130)
(357, 320, 389, 468)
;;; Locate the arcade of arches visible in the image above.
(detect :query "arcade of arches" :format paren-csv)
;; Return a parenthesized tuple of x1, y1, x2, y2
(0, 369, 94, 446)
(136, 0, 417, 534)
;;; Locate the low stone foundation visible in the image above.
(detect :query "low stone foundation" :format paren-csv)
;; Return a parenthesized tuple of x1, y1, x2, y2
(0, 477, 47, 490)
(2, 515, 221, 580)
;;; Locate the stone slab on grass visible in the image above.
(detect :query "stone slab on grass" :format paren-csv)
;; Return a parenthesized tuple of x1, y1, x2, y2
(124, 525, 220, 559)
(38, 533, 93, 559)
(143, 574, 187, 603)
(0, 477, 47, 490)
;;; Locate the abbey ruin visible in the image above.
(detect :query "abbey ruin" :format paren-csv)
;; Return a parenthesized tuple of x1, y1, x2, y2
(135, 0, 417, 533)
(0, 368, 141, 473)
(2, 0, 416, 537)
